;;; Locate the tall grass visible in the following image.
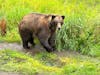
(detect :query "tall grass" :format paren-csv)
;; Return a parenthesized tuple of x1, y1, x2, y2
(0, 0, 100, 55)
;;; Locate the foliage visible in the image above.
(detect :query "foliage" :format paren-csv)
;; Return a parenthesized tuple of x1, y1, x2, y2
(0, 50, 61, 75)
(0, 0, 100, 55)
(0, 49, 100, 75)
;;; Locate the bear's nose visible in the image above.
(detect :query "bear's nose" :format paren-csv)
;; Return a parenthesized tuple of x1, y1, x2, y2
(58, 28, 60, 30)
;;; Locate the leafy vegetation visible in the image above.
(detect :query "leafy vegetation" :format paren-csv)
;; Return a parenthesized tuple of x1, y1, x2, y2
(0, 0, 100, 56)
(0, 49, 100, 75)
(0, 0, 100, 74)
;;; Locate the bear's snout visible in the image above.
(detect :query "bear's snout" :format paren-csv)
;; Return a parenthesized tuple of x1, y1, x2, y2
(57, 23, 61, 30)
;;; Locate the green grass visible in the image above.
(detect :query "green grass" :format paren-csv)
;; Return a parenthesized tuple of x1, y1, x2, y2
(0, 0, 100, 74)
(0, 1, 100, 74)
(0, 0, 100, 55)
(0, 0, 100, 56)
(0, 49, 100, 75)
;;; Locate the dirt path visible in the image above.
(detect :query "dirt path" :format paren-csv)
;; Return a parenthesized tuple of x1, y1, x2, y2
(0, 42, 45, 75)
(0, 42, 100, 75)
(0, 72, 21, 75)
(0, 42, 45, 55)
(0, 42, 99, 62)
(0, 42, 77, 56)
(0, 42, 22, 51)
(0, 42, 83, 57)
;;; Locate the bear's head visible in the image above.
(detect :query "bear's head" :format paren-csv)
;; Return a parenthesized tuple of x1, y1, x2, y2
(48, 15, 65, 31)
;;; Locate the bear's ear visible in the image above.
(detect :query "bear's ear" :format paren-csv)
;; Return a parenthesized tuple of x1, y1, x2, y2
(51, 15, 56, 20)
(45, 15, 56, 21)
(61, 16, 65, 19)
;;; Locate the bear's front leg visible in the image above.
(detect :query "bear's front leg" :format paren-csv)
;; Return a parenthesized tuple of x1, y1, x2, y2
(40, 39, 54, 52)
(37, 33, 54, 52)
(49, 34, 56, 50)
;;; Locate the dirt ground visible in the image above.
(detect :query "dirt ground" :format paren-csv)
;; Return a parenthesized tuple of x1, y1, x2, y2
(0, 72, 21, 75)
(0, 42, 82, 57)
(0, 42, 99, 75)
(0, 42, 45, 55)
(0, 42, 99, 61)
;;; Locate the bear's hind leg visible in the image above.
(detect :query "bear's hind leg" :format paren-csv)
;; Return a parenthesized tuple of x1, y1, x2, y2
(22, 39, 30, 49)
(29, 36, 35, 46)
(20, 30, 32, 49)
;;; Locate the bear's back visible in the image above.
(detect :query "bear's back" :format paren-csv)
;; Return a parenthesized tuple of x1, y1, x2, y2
(21, 13, 49, 25)
(19, 13, 51, 34)
(23, 13, 48, 21)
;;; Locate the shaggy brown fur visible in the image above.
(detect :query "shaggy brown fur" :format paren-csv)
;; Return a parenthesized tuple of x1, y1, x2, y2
(0, 18, 6, 36)
(19, 13, 65, 52)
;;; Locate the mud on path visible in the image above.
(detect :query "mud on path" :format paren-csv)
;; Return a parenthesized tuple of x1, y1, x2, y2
(0, 42, 83, 57)
(0, 42, 77, 55)
(0, 72, 21, 75)
(0, 42, 99, 60)
(0, 43, 22, 51)
(0, 42, 46, 55)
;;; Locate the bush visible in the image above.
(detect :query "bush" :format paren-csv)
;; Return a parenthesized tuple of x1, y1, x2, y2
(55, 1, 100, 55)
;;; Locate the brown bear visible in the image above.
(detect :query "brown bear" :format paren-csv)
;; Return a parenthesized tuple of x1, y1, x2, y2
(19, 13, 65, 52)
(0, 18, 6, 36)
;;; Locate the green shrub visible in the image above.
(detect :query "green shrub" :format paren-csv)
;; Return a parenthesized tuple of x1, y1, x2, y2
(55, 1, 100, 55)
